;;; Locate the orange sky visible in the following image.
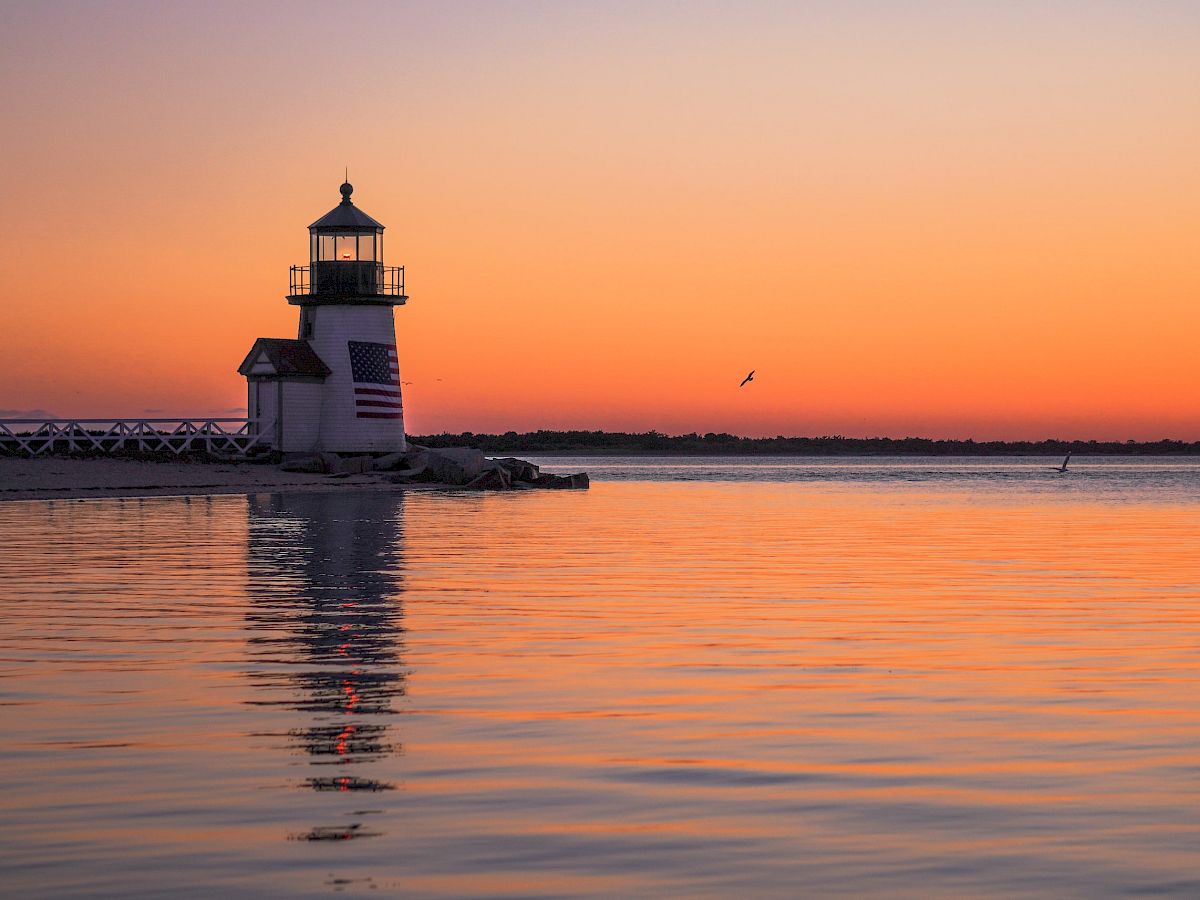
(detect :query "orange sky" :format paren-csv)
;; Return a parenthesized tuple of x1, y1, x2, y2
(0, 2, 1197, 440)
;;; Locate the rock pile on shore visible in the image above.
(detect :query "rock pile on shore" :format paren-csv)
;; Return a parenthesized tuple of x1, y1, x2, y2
(281, 445, 588, 491)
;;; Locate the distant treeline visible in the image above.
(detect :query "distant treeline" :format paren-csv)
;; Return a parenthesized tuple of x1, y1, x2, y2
(410, 431, 1200, 456)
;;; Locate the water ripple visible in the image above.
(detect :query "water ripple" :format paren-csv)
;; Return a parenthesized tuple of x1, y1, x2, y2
(1, 466, 1198, 896)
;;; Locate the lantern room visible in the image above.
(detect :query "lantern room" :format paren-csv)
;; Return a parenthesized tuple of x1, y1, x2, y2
(288, 181, 406, 304)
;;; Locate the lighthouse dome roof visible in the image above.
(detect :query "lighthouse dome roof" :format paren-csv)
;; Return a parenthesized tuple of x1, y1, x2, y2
(308, 182, 385, 231)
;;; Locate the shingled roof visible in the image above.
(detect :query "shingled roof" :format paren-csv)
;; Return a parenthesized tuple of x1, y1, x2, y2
(238, 338, 331, 378)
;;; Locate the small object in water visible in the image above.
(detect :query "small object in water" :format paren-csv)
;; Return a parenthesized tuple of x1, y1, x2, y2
(290, 823, 379, 842)
(1053, 451, 1072, 473)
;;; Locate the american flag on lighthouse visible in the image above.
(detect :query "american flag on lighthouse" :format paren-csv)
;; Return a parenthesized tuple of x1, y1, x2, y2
(348, 340, 402, 419)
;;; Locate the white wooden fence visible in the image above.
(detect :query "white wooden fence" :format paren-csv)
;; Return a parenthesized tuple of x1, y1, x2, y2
(0, 419, 275, 457)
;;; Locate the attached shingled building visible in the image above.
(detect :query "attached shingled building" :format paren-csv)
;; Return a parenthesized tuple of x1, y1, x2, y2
(238, 338, 331, 452)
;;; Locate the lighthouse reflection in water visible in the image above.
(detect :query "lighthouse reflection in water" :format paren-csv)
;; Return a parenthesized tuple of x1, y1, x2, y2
(245, 492, 406, 842)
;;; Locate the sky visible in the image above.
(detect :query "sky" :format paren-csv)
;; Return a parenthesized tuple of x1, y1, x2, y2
(0, 1, 1197, 440)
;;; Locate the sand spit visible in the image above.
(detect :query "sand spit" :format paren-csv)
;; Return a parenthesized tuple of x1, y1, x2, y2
(0, 457, 454, 502)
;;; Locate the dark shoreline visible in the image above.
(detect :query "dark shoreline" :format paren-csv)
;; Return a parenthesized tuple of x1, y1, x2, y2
(413, 432, 1200, 456)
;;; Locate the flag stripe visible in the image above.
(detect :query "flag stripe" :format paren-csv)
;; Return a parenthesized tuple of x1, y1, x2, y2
(349, 339, 404, 419)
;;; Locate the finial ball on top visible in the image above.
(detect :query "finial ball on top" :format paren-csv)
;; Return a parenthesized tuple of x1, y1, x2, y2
(340, 181, 354, 201)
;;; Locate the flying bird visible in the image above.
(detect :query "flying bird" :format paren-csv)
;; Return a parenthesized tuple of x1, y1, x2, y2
(1053, 451, 1072, 473)
(739, 370, 755, 387)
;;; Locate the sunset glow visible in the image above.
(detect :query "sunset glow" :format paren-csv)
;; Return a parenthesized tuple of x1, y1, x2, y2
(1, 2, 1197, 439)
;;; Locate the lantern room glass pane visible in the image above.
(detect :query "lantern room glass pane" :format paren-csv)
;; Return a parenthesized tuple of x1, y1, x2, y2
(319, 234, 335, 261)
(357, 233, 376, 261)
(335, 235, 357, 260)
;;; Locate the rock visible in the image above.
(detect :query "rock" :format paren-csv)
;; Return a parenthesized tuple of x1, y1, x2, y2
(419, 455, 467, 484)
(406, 447, 485, 484)
(291, 444, 584, 489)
(374, 451, 407, 471)
(281, 455, 324, 473)
(401, 446, 430, 469)
(306, 454, 375, 475)
(493, 457, 540, 483)
(533, 472, 590, 490)
(464, 466, 511, 491)
(429, 447, 485, 480)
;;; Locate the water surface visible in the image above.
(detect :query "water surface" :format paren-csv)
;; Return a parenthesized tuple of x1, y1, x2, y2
(1, 458, 1198, 896)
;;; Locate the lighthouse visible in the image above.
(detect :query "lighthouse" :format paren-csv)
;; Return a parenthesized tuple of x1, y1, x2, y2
(239, 181, 408, 454)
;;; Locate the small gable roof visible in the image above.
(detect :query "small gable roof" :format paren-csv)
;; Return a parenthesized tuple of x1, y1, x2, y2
(238, 338, 331, 379)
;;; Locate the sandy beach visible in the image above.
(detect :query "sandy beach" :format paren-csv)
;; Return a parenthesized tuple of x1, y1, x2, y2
(0, 457, 451, 502)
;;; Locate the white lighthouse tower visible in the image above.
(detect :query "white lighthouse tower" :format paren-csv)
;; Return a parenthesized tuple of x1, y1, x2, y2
(239, 180, 408, 455)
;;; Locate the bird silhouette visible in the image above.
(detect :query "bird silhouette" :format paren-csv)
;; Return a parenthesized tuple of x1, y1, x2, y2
(1053, 451, 1071, 473)
(739, 370, 755, 387)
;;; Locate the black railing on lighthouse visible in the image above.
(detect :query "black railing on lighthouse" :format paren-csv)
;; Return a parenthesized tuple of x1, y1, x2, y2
(290, 264, 406, 298)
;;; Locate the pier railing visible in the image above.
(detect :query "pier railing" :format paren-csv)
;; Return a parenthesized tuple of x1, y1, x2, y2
(0, 418, 275, 457)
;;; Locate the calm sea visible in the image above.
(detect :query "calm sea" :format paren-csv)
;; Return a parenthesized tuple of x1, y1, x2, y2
(1, 456, 1198, 897)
